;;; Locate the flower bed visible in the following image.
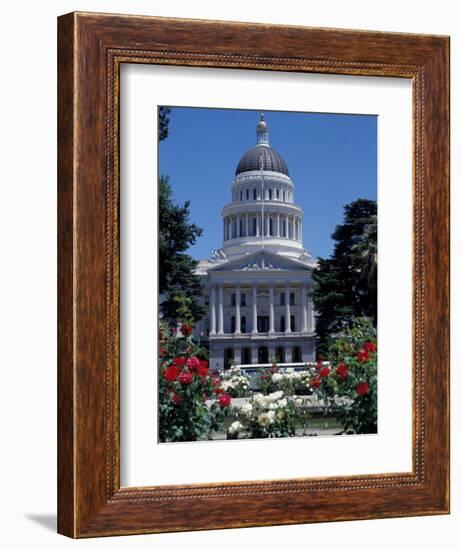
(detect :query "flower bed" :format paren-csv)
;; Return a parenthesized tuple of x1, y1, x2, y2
(158, 318, 377, 441)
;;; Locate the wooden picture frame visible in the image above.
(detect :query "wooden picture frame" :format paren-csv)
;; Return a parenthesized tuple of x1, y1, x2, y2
(57, 12, 450, 538)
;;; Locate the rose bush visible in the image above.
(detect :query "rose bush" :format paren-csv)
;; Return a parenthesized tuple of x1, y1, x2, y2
(231, 390, 310, 439)
(219, 364, 251, 397)
(311, 318, 377, 434)
(158, 322, 231, 442)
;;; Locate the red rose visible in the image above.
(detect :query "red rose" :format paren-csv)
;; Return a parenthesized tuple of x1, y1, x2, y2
(357, 350, 370, 363)
(186, 356, 200, 371)
(217, 393, 231, 408)
(163, 365, 181, 381)
(355, 382, 369, 396)
(319, 366, 331, 378)
(214, 387, 224, 395)
(309, 376, 322, 388)
(171, 393, 181, 405)
(363, 342, 377, 353)
(316, 360, 323, 370)
(178, 371, 193, 384)
(172, 356, 185, 367)
(211, 375, 221, 387)
(180, 323, 193, 336)
(196, 362, 209, 376)
(336, 363, 349, 380)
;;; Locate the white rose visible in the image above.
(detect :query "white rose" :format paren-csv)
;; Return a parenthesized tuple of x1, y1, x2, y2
(241, 403, 253, 416)
(272, 373, 283, 383)
(258, 412, 274, 427)
(268, 390, 284, 403)
(229, 421, 242, 434)
(267, 410, 276, 423)
(276, 409, 285, 421)
(277, 398, 288, 408)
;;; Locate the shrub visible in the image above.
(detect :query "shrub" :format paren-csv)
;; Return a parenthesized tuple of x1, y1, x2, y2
(312, 318, 377, 434)
(232, 391, 310, 439)
(219, 364, 251, 398)
(158, 322, 231, 442)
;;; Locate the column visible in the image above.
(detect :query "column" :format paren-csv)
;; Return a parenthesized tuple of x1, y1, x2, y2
(276, 213, 280, 237)
(310, 297, 316, 331)
(235, 285, 241, 334)
(285, 215, 289, 238)
(269, 286, 275, 334)
(245, 213, 249, 237)
(251, 285, 258, 334)
(217, 284, 224, 335)
(299, 218, 303, 242)
(285, 285, 291, 333)
(209, 285, 216, 335)
(256, 214, 260, 237)
(266, 215, 270, 236)
(301, 284, 308, 333)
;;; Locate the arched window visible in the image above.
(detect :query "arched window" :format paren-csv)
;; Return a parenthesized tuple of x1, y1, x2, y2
(253, 188, 257, 200)
(231, 316, 236, 333)
(268, 188, 272, 200)
(241, 316, 246, 334)
(246, 189, 249, 200)
(280, 315, 286, 332)
(269, 217, 273, 236)
(252, 217, 257, 236)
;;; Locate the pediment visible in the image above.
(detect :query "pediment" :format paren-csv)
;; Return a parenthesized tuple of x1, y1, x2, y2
(207, 250, 312, 273)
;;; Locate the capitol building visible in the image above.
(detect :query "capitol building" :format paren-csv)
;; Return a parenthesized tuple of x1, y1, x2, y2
(195, 114, 317, 371)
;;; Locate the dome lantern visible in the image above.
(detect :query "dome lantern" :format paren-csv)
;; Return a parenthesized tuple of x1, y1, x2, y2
(256, 113, 269, 146)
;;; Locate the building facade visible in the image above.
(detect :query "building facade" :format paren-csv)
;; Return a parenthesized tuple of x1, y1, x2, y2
(196, 115, 316, 370)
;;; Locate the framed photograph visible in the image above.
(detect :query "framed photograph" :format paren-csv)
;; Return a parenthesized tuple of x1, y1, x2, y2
(58, 12, 450, 537)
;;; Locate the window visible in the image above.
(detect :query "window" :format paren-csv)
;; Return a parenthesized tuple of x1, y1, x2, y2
(253, 188, 257, 200)
(239, 218, 244, 236)
(241, 293, 246, 306)
(231, 293, 236, 307)
(242, 347, 251, 364)
(231, 316, 236, 333)
(240, 190, 242, 201)
(252, 217, 257, 236)
(276, 189, 280, 199)
(269, 218, 273, 236)
(290, 292, 295, 306)
(280, 292, 285, 306)
(258, 346, 269, 364)
(280, 315, 286, 332)
(293, 346, 302, 362)
(257, 316, 269, 333)
(224, 348, 234, 369)
(241, 316, 247, 334)
(246, 189, 249, 200)
(268, 188, 272, 200)
(290, 315, 295, 332)
(283, 190, 286, 202)
(276, 346, 285, 363)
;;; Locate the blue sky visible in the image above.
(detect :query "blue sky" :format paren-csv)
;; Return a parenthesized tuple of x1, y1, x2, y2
(158, 107, 377, 259)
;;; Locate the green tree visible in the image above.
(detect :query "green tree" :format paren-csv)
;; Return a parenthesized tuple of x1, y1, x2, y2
(311, 199, 377, 351)
(158, 106, 171, 142)
(159, 175, 205, 325)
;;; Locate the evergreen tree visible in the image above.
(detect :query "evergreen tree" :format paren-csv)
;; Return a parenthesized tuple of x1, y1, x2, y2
(158, 176, 205, 325)
(311, 199, 377, 351)
(158, 106, 205, 325)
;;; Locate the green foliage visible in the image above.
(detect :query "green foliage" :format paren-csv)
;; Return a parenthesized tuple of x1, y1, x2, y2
(232, 392, 310, 439)
(158, 106, 171, 142)
(158, 323, 230, 442)
(311, 198, 377, 352)
(313, 318, 377, 434)
(158, 176, 205, 325)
